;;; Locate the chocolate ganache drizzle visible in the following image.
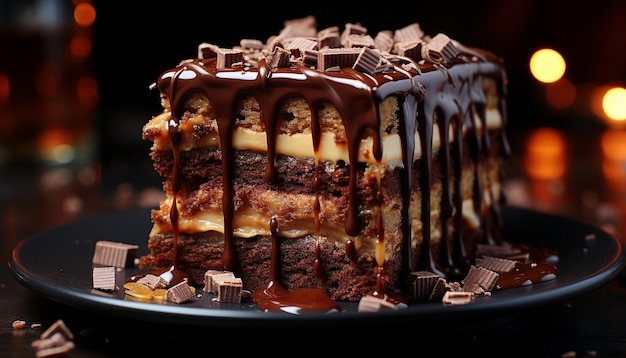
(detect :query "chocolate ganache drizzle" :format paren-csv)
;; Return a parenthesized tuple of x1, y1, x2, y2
(152, 21, 519, 307)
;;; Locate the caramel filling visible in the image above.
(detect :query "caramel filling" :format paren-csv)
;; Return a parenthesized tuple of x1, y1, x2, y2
(145, 107, 502, 164)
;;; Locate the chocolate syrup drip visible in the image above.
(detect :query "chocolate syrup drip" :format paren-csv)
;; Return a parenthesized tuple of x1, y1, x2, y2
(496, 261, 559, 290)
(252, 215, 340, 313)
(156, 49, 508, 299)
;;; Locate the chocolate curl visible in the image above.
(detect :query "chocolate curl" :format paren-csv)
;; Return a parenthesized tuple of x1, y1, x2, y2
(216, 48, 244, 69)
(422, 33, 460, 64)
(353, 47, 382, 74)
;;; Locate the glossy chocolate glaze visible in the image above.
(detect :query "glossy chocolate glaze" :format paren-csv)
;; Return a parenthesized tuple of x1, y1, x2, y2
(150, 29, 536, 310)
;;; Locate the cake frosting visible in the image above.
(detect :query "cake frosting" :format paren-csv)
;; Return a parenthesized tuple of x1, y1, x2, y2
(137, 16, 540, 310)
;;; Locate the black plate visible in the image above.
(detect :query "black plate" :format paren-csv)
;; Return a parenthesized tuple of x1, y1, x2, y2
(8, 206, 625, 328)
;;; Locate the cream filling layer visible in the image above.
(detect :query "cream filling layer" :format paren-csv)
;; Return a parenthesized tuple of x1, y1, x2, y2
(148, 108, 502, 164)
(149, 183, 501, 246)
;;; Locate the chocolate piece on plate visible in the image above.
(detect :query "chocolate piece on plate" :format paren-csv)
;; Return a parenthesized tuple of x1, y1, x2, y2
(92, 240, 139, 268)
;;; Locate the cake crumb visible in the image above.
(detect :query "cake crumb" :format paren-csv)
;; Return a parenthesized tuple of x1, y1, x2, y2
(12, 320, 26, 329)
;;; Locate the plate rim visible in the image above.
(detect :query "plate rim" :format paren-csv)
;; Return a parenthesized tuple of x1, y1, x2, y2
(8, 205, 626, 327)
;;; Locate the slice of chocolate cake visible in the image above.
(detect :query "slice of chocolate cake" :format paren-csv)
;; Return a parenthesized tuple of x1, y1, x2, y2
(138, 16, 510, 304)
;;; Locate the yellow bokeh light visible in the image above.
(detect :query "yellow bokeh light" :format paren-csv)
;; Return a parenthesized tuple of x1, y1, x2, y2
(602, 87, 626, 121)
(529, 48, 566, 83)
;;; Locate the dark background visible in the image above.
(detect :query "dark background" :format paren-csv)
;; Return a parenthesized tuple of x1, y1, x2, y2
(91, 0, 626, 164)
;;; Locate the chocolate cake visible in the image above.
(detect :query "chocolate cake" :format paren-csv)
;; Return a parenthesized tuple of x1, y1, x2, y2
(138, 16, 512, 306)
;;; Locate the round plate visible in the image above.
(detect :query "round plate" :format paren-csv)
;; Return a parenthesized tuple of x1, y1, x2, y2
(8, 206, 625, 328)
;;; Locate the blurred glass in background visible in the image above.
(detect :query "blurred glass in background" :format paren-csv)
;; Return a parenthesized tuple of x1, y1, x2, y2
(0, 0, 97, 167)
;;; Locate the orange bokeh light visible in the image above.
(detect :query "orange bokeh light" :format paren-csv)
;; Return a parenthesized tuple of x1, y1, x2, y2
(524, 127, 567, 180)
(70, 33, 92, 60)
(74, 3, 96, 27)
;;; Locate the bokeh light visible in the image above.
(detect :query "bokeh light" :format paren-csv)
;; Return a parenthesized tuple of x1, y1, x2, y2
(74, 3, 96, 27)
(530, 48, 566, 83)
(524, 127, 566, 180)
(602, 87, 626, 121)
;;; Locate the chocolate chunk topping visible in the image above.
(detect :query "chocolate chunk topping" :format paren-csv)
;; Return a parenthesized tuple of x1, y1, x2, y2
(352, 47, 382, 74)
(136, 273, 167, 290)
(462, 265, 500, 293)
(442, 291, 474, 305)
(40, 319, 73, 341)
(198, 42, 219, 60)
(374, 30, 394, 53)
(216, 48, 244, 69)
(317, 47, 362, 70)
(407, 271, 440, 301)
(475, 256, 518, 273)
(215, 277, 243, 303)
(393, 22, 424, 42)
(166, 281, 195, 303)
(92, 241, 138, 268)
(92, 266, 117, 291)
(422, 33, 460, 64)
(394, 39, 424, 62)
(318, 26, 341, 49)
